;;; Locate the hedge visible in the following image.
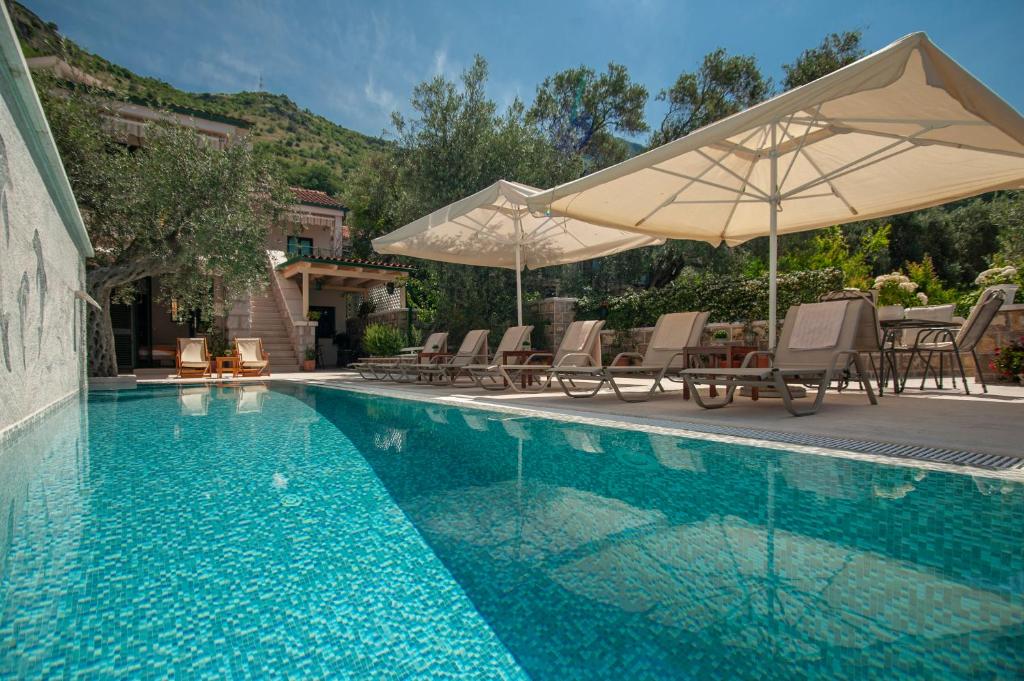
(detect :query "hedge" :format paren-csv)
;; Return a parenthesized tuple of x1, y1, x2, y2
(577, 268, 845, 330)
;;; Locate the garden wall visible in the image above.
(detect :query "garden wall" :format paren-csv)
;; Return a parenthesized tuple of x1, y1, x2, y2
(970, 303, 1024, 384)
(0, 8, 93, 435)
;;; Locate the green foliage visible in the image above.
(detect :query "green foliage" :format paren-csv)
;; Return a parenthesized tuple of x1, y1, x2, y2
(285, 163, 341, 195)
(905, 256, 955, 304)
(651, 48, 770, 147)
(40, 73, 291, 375)
(204, 327, 230, 358)
(304, 346, 317, 361)
(994, 191, 1024, 264)
(9, 2, 386, 188)
(527, 63, 649, 170)
(992, 337, 1024, 382)
(782, 31, 865, 90)
(348, 56, 589, 342)
(578, 268, 843, 330)
(780, 224, 890, 290)
(362, 323, 405, 357)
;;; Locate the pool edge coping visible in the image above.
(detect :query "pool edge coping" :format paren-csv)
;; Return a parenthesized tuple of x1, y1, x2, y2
(290, 378, 1024, 483)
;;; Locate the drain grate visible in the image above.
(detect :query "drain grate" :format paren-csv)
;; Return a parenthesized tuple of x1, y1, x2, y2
(663, 420, 1024, 471)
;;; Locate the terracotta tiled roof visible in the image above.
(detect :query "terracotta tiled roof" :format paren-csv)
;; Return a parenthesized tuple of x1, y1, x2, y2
(279, 251, 414, 271)
(290, 186, 347, 209)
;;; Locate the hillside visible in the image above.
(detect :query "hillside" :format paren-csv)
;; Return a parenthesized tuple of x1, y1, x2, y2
(6, 0, 387, 194)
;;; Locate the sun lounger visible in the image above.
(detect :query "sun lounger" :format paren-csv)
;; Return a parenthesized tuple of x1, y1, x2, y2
(487, 320, 605, 393)
(464, 325, 534, 390)
(234, 337, 270, 377)
(681, 300, 878, 416)
(352, 332, 448, 380)
(394, 329, 490, 384)
(552, 311, 709, 402)
(176, 337, 211, 378)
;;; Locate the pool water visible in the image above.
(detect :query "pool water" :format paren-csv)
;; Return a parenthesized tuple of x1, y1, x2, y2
(1, 382, 1022, 679)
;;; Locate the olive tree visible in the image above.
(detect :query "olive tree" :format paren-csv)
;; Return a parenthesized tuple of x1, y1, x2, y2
(41, 81, 290, 376)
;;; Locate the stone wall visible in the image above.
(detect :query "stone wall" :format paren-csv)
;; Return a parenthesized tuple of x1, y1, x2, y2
(0, 13, 92, 433)
(968, 303, 1024, 384)
(529, 297, 578, 351)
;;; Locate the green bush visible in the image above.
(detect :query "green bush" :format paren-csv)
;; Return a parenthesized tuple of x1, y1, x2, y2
(578, 268, 844, 329)
(362, 323, 405, 357)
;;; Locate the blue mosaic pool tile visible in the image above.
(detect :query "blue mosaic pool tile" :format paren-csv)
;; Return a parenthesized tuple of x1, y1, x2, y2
(0, 387, 526, 680)
(2, 382, 1023, 679)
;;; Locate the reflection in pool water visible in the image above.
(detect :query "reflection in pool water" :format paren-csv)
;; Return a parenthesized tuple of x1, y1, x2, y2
(1, 382, 1021, 680)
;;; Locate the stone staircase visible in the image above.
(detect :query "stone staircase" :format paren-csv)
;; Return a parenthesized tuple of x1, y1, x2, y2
(249, 293, 301, 373)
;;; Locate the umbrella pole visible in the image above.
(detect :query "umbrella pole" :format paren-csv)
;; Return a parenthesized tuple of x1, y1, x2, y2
(768, 123, 779, 350)
(514, 217, 524, 326)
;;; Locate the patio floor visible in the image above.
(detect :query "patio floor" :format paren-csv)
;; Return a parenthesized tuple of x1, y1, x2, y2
(129, 368, 1024, 474)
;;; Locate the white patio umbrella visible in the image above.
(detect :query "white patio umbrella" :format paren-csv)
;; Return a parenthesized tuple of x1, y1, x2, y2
(372, 179, 662, 324)
(526, 33, 1024, 347)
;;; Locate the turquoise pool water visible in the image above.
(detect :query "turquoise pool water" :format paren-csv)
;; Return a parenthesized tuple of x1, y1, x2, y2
(1, 382, 1022, 679)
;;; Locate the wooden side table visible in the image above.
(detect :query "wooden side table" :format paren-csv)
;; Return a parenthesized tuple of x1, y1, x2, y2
(215, 355, 239, 379)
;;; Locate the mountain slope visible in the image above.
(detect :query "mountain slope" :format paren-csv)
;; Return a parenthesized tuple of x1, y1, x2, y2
(7, 0, 387, 192)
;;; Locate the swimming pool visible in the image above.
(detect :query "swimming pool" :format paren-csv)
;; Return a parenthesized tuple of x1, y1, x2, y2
(1, 382, 1021, 679)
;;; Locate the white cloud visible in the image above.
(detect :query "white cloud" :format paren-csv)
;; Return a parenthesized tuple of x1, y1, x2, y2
(432, 48, 448, 77)
(363, 74, 397, 113)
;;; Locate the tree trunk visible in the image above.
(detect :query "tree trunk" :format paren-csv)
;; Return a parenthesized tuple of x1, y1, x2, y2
(85, 257, 171, 378)
(86, 283, 118, 377)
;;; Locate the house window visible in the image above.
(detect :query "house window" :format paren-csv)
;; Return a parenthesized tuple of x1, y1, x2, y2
(287, 236, 313, 257)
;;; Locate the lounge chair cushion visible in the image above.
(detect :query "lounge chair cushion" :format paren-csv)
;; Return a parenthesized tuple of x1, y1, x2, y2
(179, 339, 207, 364)
(789, 301, 848, 350)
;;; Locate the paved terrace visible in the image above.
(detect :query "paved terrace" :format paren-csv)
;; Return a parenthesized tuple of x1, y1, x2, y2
(127, 368, 1024, 475)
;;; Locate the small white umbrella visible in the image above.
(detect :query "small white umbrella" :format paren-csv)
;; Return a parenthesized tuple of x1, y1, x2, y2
(526, 33, 1024, 347)
(372, 179, 662, 324)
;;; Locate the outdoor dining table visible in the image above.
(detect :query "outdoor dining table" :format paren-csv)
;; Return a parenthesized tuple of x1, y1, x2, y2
(878, 318, 962, 394)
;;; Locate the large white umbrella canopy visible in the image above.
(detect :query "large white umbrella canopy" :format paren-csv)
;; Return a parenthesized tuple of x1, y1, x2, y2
(372, 179, 662, 324)
(526, 33, 1024, 346)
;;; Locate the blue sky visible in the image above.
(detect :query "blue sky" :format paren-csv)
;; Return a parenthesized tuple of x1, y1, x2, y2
(23, 0, 1024, 142)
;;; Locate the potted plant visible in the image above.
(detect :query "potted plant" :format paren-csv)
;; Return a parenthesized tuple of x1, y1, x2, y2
(711, 328, 730, 345)
(302, 346, 316, 371)
(991, 336, 1024, 384)
(306, 310, 322, 322)
(974, 265, 1019, 309)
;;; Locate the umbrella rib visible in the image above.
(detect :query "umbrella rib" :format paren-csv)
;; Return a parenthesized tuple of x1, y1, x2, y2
(789, 115, 991, 126)
(778, 120, 859, 216)
(778, 105, 823, 191)
(451, 216, 517, 245)
(781, 125, 938, 199)
(645, 167, 764, 206)
(719, 125, 770, 241)
(695, 149, 772, 199)
(635, 128, 770, 228)
(824, 125, 1024, 160)
(795, 144, 859, 216)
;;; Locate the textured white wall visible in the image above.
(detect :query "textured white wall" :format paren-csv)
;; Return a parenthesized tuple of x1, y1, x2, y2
(0, 90, 87, 432)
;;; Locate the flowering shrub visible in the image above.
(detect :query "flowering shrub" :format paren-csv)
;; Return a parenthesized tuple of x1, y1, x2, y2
(872, 272, 928, 307)
(975, 265, 1019, 287)
(991, 337, 1024, 383)
(957, 263, 1020, 315)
